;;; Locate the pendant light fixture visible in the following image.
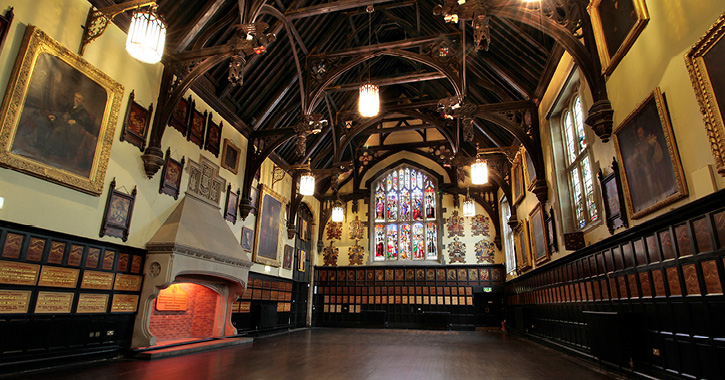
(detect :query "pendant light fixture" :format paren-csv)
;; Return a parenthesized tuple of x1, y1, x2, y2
(462, 187, 475, 217)
(358, 5, 379, 117)
(126, 4, 166, 64)
(331, 199, 344, 222)
(299, 159, 315, 196)
(470, 157, 488, 185)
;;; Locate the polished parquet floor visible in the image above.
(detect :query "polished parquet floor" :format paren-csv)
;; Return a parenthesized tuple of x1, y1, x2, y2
(6, 329, 619, 380)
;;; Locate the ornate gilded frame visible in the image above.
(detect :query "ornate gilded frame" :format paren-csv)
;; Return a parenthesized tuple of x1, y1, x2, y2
(685, 13, 725, 177)
(613, 88, 687, 219)
(220, 138, 241, 174)
(0, 26, 123, 196)
(529, 203, 550, 265)
(589, 0, 650, 76)
(514, 221, 530, 271)
(511, 151, 525, 206)
(253, 184, 286, 267)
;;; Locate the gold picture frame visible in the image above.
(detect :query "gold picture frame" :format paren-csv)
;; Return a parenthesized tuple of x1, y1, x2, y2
(511, 151, 525, 206)
(253, 184, 286, 267)
(0, 25, 123, 195)
(613, 88, 687, 219)
(589, 0, 650, 76)
(685, 12, 725, 177)
(514, 221, 531, 271)
(529, 203, 550, 265)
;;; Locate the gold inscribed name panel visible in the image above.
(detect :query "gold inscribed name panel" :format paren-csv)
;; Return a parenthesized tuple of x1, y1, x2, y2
(111, 294, 138, 313)
(80, 270, 115, 290)
(37, 266, 79, 288)
(0, 289, 32, 313)
(113, 274, 142, 291)
(76, 293, 109, 313)
(0, 261, 40, 285)
(35, 291, 73, 313)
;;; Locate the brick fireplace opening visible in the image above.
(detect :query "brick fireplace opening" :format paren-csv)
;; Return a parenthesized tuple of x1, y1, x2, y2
(149, 283, 220, 344)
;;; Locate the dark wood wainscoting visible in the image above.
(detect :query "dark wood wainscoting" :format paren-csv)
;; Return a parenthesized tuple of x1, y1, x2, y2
(0, 220, 146, 370)
(313, 265, 505, 329)
(505, 190, 725, 380)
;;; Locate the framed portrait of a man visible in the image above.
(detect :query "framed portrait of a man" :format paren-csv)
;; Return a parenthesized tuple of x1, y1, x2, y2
(253, 184, 285, 266)
(0, 26, 123, 195)
(589, 0, 649, 75)
(613, 88, 687, 219)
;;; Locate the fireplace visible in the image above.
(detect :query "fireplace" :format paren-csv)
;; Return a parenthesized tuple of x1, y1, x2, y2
(132, 155, 252, 348)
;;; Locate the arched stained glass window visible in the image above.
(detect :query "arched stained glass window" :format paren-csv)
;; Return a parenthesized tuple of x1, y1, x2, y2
(372, 164, 439, 262)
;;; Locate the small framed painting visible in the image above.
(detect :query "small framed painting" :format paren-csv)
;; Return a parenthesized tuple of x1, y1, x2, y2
(589, 0, 649, 75)
(99, 178, 136, 242)
(220, 139, 241, 175)
(249, 185, 259, 215)
(298, 248, 306, 272)
(159, 148, 184, 199)
(224, 184, 239, 224)
(514, 221, 530, 271)
(528, 203, 549, 265)
(598, 159, 628, 234)
(169, 95, 191, 136)
(545, 207, 557, 254)
(241, 227, 254, 252)
(120, 90, 152, 152)
(204, 116, 222, 157)
(523, 149, 536, 191)
(283, 244, 293, 270)
(187, 103, 206, 149)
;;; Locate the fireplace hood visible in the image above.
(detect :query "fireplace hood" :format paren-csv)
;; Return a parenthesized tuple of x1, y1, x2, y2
(132, 155, 252, 348)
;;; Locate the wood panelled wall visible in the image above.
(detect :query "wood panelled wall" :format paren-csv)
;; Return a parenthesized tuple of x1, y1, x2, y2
(0, 220, 146, 369)
(505, 190, 725, 380)
(313, 265, 505, 329)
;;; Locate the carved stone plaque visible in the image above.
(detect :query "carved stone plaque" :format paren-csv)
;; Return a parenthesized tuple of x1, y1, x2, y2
(186, 155, 226, 206)
(156, 285, 189, 311)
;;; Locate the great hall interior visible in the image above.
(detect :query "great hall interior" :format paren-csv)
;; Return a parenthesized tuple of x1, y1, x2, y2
(0, 0, 724, 379)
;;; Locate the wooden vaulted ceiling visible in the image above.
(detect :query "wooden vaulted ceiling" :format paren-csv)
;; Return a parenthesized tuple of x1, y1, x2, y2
(95, 0, 565, 195)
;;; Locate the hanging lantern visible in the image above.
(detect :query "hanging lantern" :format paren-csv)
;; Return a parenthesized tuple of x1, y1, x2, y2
(126, 6, 167, 64)
(331, 200, 344, 222)
(470, 158, 488, 185)
(299, 171, 315, 196)
(358, 83, 379, 117)
(463, 198, 476, 217)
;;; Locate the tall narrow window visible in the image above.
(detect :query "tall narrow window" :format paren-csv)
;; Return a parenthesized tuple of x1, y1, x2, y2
(501, 197, 516, 274)
(558, 94, 599, 229)
(371, 164, 439, 262)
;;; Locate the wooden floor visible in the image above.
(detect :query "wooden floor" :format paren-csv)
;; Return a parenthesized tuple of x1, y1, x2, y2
(4, 329, 620, 380)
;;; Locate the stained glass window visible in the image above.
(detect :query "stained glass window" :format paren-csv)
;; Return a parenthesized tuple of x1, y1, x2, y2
(371, 165, 439, 262)
(557, 93, 599, 230)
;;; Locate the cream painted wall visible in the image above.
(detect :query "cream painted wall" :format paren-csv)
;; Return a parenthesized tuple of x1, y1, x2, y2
(0, 0, 316, 280)
(509, 1, 725, 280)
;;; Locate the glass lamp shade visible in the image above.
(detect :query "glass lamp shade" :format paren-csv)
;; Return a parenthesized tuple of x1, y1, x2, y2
(462, 198, 476, 217)
(470, 159, 488, 185)
(126, 8, 166, 64)
(358, 83, 379, 117)
(331, 202, 344, 222)
(299, 172, 315, 196)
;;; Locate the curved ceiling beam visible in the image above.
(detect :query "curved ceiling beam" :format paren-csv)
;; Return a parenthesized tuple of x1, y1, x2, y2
(256, 4, 307, 111)
(306, 49, 463, 115)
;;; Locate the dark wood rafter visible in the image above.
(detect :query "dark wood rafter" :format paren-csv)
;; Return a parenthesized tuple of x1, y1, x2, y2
(305, 49, 463, 115)
(490, 3, 613, 141)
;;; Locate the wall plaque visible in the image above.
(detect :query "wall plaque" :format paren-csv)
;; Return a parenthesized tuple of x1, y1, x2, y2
(35, 291, 73, 313)
(80, 270, 115, 290)
(113, 274, 142, 291)
(240, 301, 251, 313)
(38, 266, 79, 288)
(110, 294, 138, 313)
(156, 285, 188, 311)
(0, 260, 39, 285)
(76, 293, 109, 313)
(0, 289, 31, 314)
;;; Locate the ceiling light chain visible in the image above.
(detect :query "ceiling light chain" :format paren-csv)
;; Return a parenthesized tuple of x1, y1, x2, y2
(359, 4, 379, 117)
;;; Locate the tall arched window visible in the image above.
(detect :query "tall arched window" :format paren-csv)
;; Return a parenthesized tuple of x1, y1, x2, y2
(371, 164, 439, 262)
(562, 94, 598, 229)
